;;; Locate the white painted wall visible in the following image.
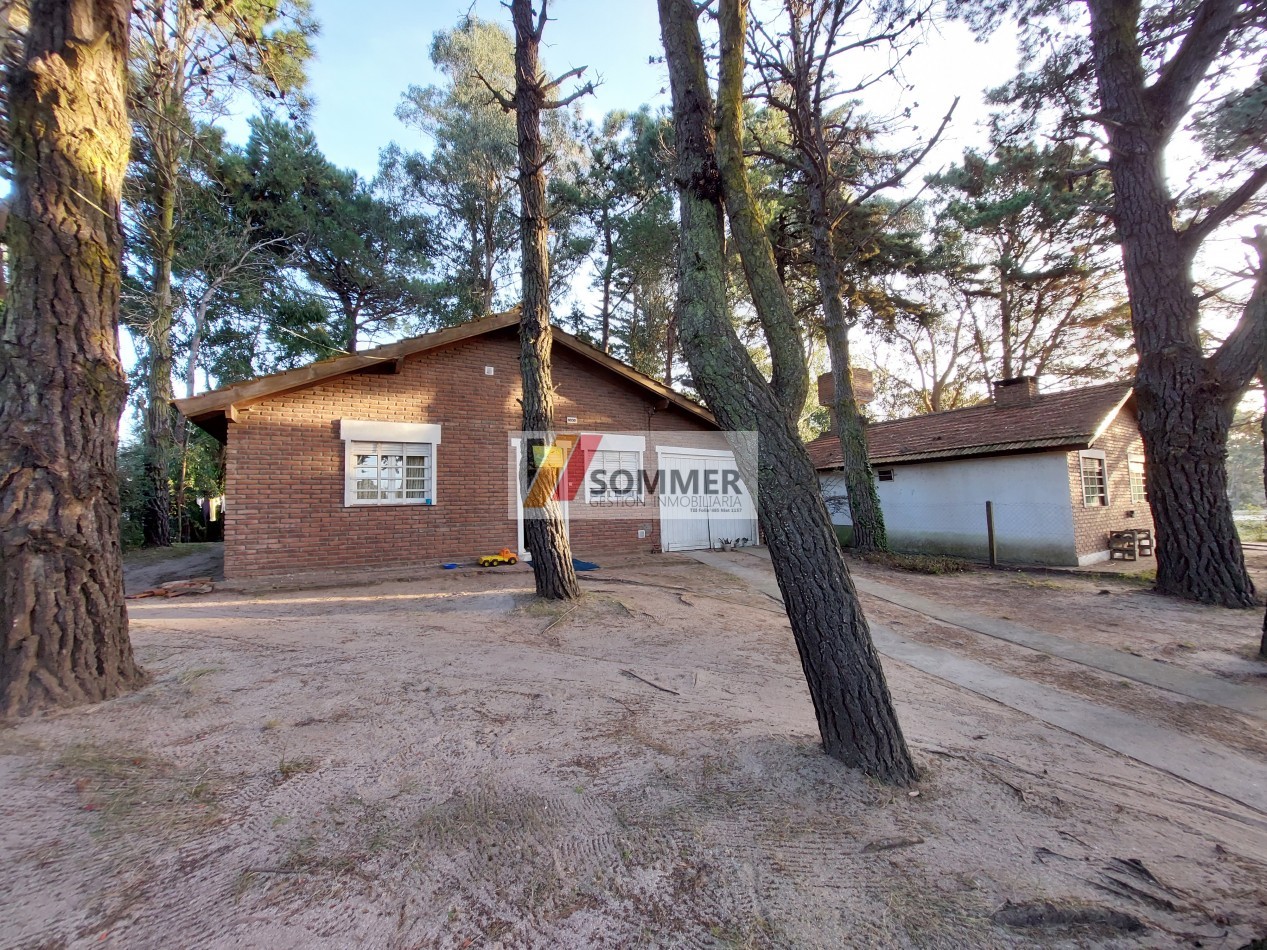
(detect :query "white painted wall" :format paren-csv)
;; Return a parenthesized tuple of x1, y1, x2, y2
(819, 452, 1078, 565)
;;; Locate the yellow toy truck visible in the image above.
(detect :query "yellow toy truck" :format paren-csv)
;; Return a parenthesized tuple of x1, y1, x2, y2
(478, 548, 519, 567)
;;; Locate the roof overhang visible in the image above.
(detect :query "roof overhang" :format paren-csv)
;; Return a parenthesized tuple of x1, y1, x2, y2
(814, 436, 1092, 470)
(1087, 387, 1135, 447)
(174, 309, 715, 441)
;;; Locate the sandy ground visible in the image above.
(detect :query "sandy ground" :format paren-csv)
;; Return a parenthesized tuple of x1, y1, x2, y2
(2, 555, 1267, 949)
(846, 557, 1266, 685)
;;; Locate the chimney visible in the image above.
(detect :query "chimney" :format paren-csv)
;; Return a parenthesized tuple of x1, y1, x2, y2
(993, 375, 1040, 408)
(818, 368, 874, 431)
(817, 369, 874, 407)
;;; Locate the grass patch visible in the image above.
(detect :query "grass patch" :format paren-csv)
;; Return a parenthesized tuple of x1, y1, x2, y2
(857, 551, 975, 575)
(177, 667, 220, 686)
(1236, 521, 1267, 543)
(1013, 574, 1071, 591)
(1115, 567, 1157, 584)
(55, 743, 222, 840)
(276, 754, 318, 783)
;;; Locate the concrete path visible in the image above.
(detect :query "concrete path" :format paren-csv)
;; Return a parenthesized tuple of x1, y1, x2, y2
(735, 546, 1267, 719)
(688, 549, 1267, 815)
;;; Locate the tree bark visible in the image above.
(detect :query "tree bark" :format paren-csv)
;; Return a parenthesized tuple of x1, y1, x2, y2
(600, 210, 614, 352)
(660, 0, 915, 784)
(511, 0, 580, 601)
(714, 0, 807, 420)
(142, 144, 177, 548)
(0, 0, 145, 716)
(1262, 393, 1267, 657)
(803, 178, 886, 552)
(1087, 0, 1256, 608)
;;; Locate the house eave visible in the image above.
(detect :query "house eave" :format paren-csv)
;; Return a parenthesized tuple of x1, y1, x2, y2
(174, 307, 716, 441)
(815, 436, 1093, 470)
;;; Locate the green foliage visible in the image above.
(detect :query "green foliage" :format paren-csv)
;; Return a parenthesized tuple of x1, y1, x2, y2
(950, 0, 1267, 240)
(386, 16, 522, 325)
(383, 14, 591, 328)
(925, 135, 1132, 386)
(1226, 411, 1267, 511)
(557, 107, 681, 381)
(238, 117, 433, 353)
(118, 426, 224, 548)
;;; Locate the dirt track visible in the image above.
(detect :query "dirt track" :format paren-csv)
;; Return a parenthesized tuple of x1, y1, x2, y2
(2, 555, 1266, 948)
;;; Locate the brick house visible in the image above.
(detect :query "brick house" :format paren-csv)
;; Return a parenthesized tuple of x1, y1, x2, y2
(807, 376, 1155, 566)
(176, 310, 757, 579)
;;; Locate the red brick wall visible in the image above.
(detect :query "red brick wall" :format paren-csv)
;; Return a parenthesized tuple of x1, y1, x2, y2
(1066, 406, 1155, 560)
(222, 329, 715, 578)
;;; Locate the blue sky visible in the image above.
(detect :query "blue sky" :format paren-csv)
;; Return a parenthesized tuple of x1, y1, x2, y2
(302, 0, 675, 178)
(290, 1, 1018, 183)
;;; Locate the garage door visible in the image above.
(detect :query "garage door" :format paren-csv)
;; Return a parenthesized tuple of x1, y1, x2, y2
(657, 447, 759, 552)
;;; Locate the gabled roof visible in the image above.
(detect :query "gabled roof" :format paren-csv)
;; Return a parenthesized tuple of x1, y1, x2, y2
(174, 308, 715, 440)
(807, 381, 1133, 468)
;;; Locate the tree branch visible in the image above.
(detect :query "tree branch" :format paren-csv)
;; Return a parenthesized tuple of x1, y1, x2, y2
(1181, 163, 1267, 256)
(1145, 0, 1240, 137)
(542, 64, 587, 93)
(544, 80, 595, 109)
(472, 68, 516, 112)
(854, 97, 958, 205)
(1209, 226, 1267, 396)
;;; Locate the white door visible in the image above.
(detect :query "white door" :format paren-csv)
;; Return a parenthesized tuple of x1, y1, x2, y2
(657, 447, 758, 552)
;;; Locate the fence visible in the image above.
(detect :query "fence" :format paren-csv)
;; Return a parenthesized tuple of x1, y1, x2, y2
(825, 494, 1079, 566)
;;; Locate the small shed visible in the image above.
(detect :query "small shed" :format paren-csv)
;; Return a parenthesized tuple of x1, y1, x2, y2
(807, 377, 1155, 566)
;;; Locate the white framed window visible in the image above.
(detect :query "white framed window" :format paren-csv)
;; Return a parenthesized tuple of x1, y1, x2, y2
(1128, 455, 1146, 504)
(1079, 450, 1108, 507)
(587, 449, 643, 502)
(340, 420, 441, 507)
(877, 468, 895, 482)
(349, 442, 432, 504)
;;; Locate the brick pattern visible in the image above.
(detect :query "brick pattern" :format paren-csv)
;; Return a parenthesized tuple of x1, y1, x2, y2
(1066, 408, 1155, 558)
(223, 330, 713, 578)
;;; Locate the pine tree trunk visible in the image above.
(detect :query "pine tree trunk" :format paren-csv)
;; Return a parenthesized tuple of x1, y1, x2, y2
(660, 0, 915, 784)
(999, 275, 1014, 380)
(713, 0, 807, 419)
(804, 178, 886, 552)
(1088, 0, 1255, 608)
(1261, 399, 1267, 658)
(600, 213, 614, 352)
(826, 322, 887, 552)
(142, 158, 177, 548)
(0, 0, 145, 716)
(511, 0, 579, 602)
(664, 306, 677, 386)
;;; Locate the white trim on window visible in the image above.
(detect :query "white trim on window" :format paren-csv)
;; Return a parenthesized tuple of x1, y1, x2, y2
(339, 419, 441, 445)
(1128, 454, 1146, 504)
(1079, 449, 1109, 507)
(340, 420, 441, 507)
(586, 448, 645, 502)
(585, 432, 645, 452)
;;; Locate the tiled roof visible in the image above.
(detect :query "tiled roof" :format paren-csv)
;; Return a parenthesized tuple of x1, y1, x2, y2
(806, 382, 1133, 468)
(175, 308, 715, 441)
